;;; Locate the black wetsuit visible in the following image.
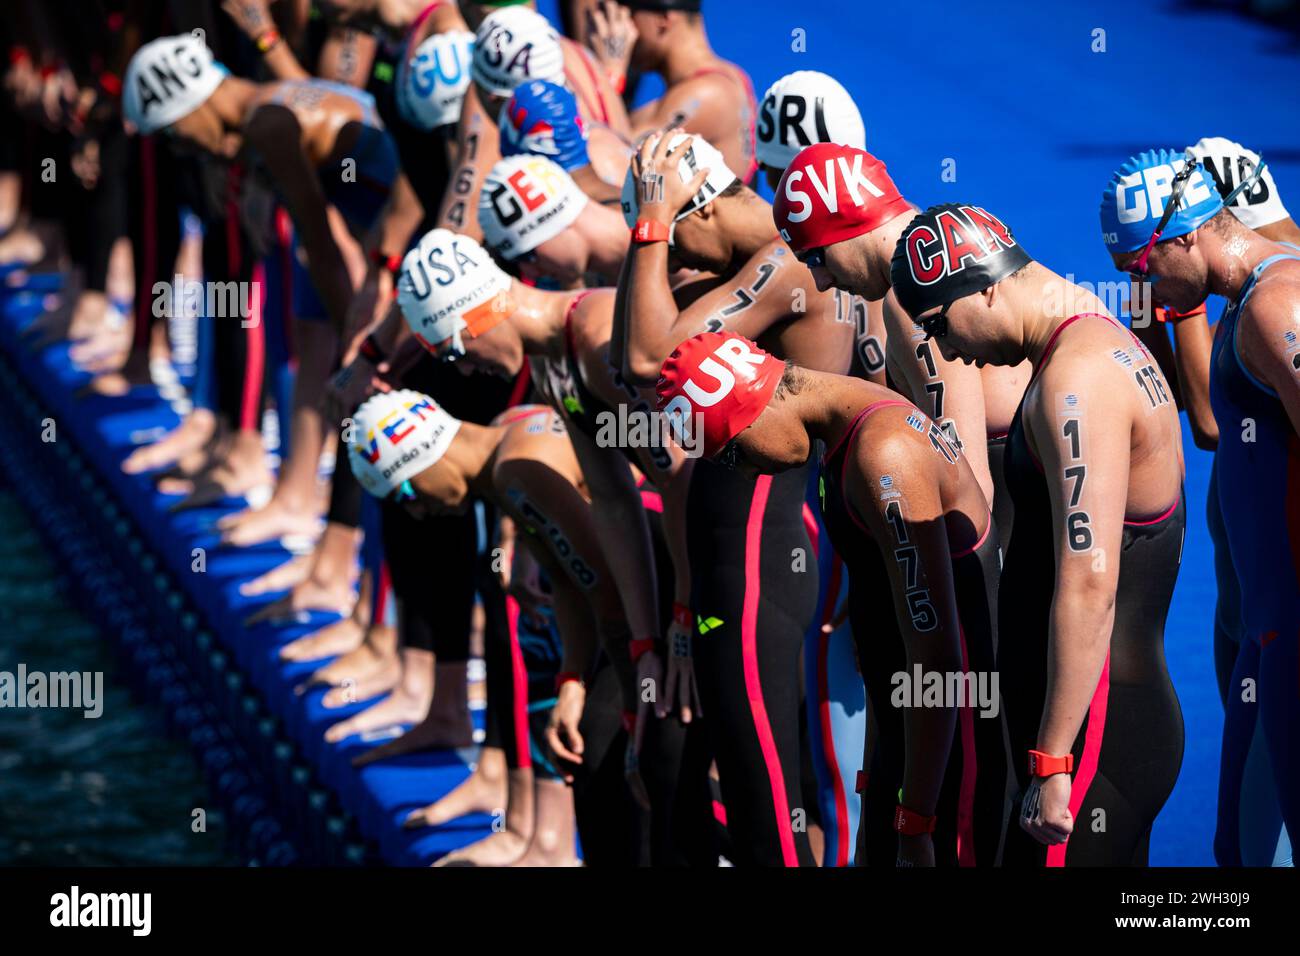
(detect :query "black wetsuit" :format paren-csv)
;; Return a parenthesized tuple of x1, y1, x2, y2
(998, 314, 1185, 867)
(532, 291, 717, 866)
(821, 399, 1007, 866)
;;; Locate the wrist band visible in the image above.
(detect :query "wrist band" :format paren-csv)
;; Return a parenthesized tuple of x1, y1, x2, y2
(621, 710, 637, 734)
(255, 29, 282, 54)
(358, 334, 387, 365)
(98, 71, 122, 98)
(632, 219, 671, 244)
(1027, 749, 1073, 778)
(628, 637, 656, 663)
(672, 601, 692, 629)
(893, 805, 937, 836)
(610, 73, 627, 95)
(554, 671, 583, 692)
(369, 248, 403, 277)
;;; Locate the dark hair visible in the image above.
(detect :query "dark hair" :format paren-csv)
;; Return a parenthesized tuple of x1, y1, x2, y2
(772, 360, 804, 400)
(1205, 207, 1239, 237)
(676, 178, 745, 219)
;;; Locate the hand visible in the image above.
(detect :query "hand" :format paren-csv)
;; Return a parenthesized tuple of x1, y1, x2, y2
(222, 0, 275, 39)
(345, 266, 393, 343)
(630, 127, 709, 226)
(896, 832, 936, 867)
(546, 681, 586, 779)
(328, 354, 388, 423)
(661, 616, 702, 721)
(585, 0, 637, 82)
(1019, 773, 1074, 845)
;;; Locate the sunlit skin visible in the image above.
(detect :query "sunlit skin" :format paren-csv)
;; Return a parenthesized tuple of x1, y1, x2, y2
(711, 364, 991, 866)
(901, 257, 1186, 849)
(619, 130, 854, 386)
(506, 199, 630, 288)
(1110, 211, 1300, 447)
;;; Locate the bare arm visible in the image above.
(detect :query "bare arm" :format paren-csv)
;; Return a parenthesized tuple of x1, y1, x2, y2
(434, 88, 494, 239)
(1238, 278, 1300, 436)
(1170, 310, 1218, 450)
(246, 106, 352, 332)
(884, 292, 993, 504)
(850, 430, 964, 833)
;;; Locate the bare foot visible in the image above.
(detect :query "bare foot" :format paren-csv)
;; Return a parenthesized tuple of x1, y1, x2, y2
(512, 843, 583, 867)
(351, 705, 475, 768)
(404, 756, 506, 829)
(244, 567, 353, 626)
(0, 228, 45, 265)
(122, 409, 217, 475)
(432, 830, 528, 868)
(323, 677, 428, 743)
(279, 614, 365, 663)
(240, 554, 312, 599)
(218, 498, 324, 548)
(295, 625, 396, 697)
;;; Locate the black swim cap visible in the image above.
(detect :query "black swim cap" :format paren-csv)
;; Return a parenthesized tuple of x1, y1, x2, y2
(624, 0, 703, 11)
(890, 203, 1034, 318)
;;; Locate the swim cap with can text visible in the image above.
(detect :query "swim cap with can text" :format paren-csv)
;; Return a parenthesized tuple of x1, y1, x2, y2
(890, 203, 1033, 318)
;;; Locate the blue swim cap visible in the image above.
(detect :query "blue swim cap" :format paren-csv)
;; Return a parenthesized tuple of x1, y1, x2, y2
(498, 80, 590, 173)
(1100, 149, 1224, 253)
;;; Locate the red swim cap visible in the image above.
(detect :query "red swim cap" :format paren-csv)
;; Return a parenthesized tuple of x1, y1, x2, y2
(773, 143, 910, 252)
(656, 331, 785, 459)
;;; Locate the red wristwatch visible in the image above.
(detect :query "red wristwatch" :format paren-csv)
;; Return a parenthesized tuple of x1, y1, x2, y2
(628, 637, 656, 663)
(632, 219, 671, 244)
(1027, 750, 1074, 778)
(369, 248, 403, 277)
(893, 805, 937, 836)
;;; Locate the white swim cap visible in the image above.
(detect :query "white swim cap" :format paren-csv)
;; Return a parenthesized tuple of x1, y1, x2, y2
(620, 132, 737, 228)
(348, 390, 462, 498)
(1186, 137, 1291, 231)
(124, 35, 228, 135)
(479, 156, 589, 260)
(471, 7, 566, 98)
(396, 228, 513, 355)
(756, 70, 865, 172)
(397, 30, 475, 131)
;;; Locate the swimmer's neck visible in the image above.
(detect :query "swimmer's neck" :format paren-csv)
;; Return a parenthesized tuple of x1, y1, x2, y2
(1207, 221, 1287, 303)
(1016, 266, 1109, 369)
(509, 283, 572, 362)
(212, 76, 261, 130)
(715, 194, 778, 266)
(791, 369, 896, 448)
(658, 26, 718, 85)
(442, 421, 507, 503)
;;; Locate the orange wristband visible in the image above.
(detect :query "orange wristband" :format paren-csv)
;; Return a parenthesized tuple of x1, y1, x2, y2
(632, 219, 671, 244)
(255, 29, 282, 54)
(1027, 750, 1073, 778)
